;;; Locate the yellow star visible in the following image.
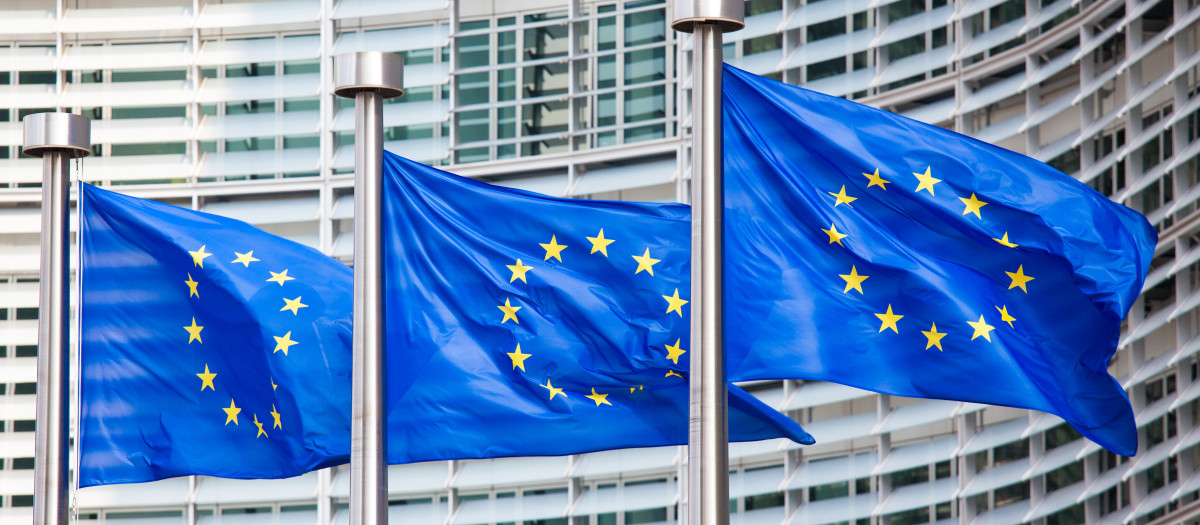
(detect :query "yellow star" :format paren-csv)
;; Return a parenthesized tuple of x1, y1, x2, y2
(273, 331, 298, 356)
(231, 251, 260, 267)
(586, 388, 612, 406)
(863, 168, 891, 190)
(828, 185, 857, 207)
(271, 377, 278, 391)
(874, 304, 903, 333)
(662, 288, 688, 317)
(959, 193, 988, 219)
(629, 385, 644, 393)
(185, 273, 199, 298)
(270, 404, 282, 429)
(498, 297, 522, 324)
(632, 248, 661, 276)
(541, 379, 566, 400)
(1005, 265, 1034, 293)
(587, 229, 616, 257)
(922, 323, 947, 351)
(189, 245, 212, 268)
(253, 414, 267, 438)
(665, 370, 683, 378)
(993, 232, 1018, 248)
(507, 343, 532, 371)
(507, 259, 533, 283)
(839, 266, 869, 294)
(280, 296, 308, 315)
(967, 315, 995, 342)
(196, 364, 216, 391)
(540, 235, 567, 262)
(664, 339, 686, 364)
(913, 167, 942, 195)
(822, 224, 848, 246)
(223, 399, 241, 425)
(267, 269, 295, 286)
(184, 317, 204, 344)
(995, 305, 1016, 328)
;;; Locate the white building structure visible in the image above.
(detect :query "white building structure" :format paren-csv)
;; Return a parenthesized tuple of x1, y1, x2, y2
(0, 0, 1197, 524)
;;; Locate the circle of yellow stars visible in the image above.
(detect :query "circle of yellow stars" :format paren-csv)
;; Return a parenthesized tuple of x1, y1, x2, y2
(186, 244, 296, 440)
(496, 229, 689, 407)
(821, 166, 1033, 353)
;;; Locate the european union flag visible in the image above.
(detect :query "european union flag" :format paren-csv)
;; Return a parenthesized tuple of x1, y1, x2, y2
(720, 65, 1156, 456)
(382, 151, 813, 463)
(79, 183, 353, 486)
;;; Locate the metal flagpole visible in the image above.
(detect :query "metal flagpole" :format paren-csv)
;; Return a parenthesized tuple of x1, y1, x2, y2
(23, 112, 91, 525)
(333, 51, 404, 525)
(670, 3, 742, 525)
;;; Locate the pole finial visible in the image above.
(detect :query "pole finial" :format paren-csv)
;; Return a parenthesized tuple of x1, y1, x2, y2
(334, 51, 405, 100)
(22, 112, 91, 159)
(672, 0, 745, 33)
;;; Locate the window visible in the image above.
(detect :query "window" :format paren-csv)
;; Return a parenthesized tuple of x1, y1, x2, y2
(625, 508, 666, 525)
(994, 438, 1028, 464)
(284, 135, 319, 149)
(226, 62, 275, 78)
(808, 57, 847, 81)
(111, 69, 185, 82)
(743, 34, 781, 55)
(745, 0, 782, 15)
(808, 18, 847, 42)
(1045, 424, 1082, 449)
(887, 507, 929, 525)
(224, 137, 275, 152)
(890, 465, 929, 488)
(744, 492, 783, 510)
(222, 507, 271, 515)
(809, 481, 848, 501)
(111, 106, 186, 119)
(1046, 462, 1083, 492)
(994, 481, 1029, 507)
(226, 100, 275, 115)
(111, 143, 186, 156)
(625, 9, 666, 46)
(284, 60, 318, 75)
(20, 71, 56, 84)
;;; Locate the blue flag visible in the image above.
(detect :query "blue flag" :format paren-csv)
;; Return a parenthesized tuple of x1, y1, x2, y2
(79, 183, 353, 487)
(79, 176, 813, 487)
(720, 64, 1156, 456)
(381, 152, 813, 463)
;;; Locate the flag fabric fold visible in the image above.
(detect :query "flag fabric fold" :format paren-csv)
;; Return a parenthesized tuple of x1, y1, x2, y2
(78, 183, 354, 487)
(382, 152, 813, 463)
(719, 64, 1156, 456)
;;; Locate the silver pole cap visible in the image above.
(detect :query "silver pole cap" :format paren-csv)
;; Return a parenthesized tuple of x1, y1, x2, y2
(333, 51, 405, 100)
(672, 0, 745, 32)
(22, 112, 91, 159)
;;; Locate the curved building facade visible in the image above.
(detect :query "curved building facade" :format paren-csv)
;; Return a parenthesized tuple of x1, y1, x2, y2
(0, 0, 1196, 524)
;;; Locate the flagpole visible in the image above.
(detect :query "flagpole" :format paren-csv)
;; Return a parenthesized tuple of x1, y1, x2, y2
(333, 51, 404, 525)
(23, 112, 90, 525)
(671, 3, 742, 525)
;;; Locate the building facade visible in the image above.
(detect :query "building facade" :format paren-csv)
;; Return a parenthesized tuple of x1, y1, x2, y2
(0, 0, 1197, 523)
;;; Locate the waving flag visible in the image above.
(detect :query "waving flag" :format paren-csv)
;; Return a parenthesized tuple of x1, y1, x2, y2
(78, 183, 353, 486)
(381, 151, 813, 463)
(720, 64, 1156, 456)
